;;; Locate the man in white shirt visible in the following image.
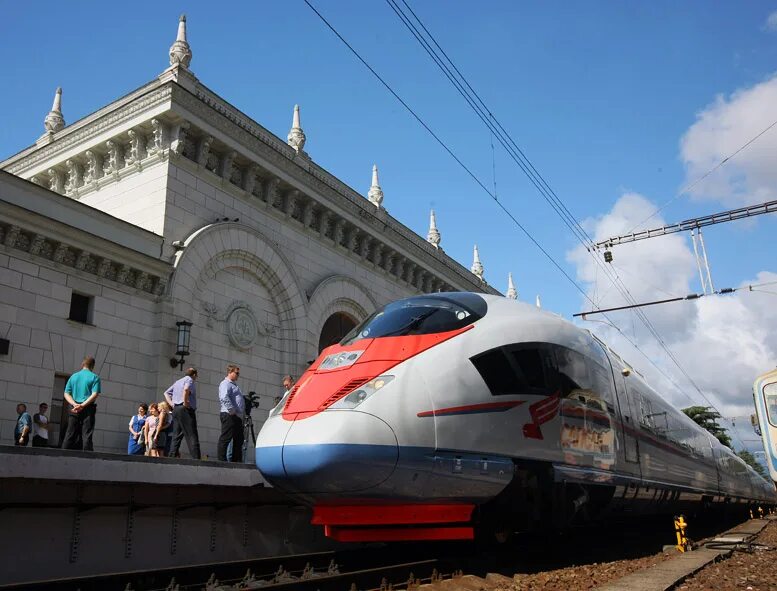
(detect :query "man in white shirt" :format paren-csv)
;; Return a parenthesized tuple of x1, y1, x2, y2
(32, 402, 50, 447)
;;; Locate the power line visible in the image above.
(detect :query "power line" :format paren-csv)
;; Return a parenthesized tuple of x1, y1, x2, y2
(305, 0, 738, 433)
(382, 0, 721, 410)
(302, 0, 593, 304)
(625, 117, 777, 234)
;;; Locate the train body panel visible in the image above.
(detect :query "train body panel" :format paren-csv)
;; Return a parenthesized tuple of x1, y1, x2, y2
(754, 369, 777, 483)
(256, 292, 777, 540)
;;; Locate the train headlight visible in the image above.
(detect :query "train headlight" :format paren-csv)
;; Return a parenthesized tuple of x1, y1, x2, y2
(319, 350, 365, 371)
(330, 375, 395, 409)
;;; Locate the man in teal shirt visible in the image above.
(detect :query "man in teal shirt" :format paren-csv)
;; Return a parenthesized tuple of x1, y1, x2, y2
(63, 356, 101, 451)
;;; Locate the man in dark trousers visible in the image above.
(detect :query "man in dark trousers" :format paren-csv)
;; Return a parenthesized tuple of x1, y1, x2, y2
(217, 364, 245, 462)
(62, 356, 101, 451)
(164, 367, 201, 459)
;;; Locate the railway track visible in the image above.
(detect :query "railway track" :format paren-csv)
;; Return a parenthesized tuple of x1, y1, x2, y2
(1, 512, 754, 590)
(0, 546, 459, 591)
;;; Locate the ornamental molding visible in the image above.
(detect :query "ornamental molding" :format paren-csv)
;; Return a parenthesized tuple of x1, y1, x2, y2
(2, 76, 497, 295)
(2, 84, 173, 175)
(170, 85, 497, 294)
(0, 218, 169, 297)
(225, 301, 261, 351)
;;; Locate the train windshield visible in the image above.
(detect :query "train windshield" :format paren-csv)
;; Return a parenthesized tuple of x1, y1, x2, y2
(340, 293, 487, 345)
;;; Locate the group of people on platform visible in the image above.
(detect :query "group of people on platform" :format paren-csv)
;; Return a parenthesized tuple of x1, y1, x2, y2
(12, 356, 296, 463)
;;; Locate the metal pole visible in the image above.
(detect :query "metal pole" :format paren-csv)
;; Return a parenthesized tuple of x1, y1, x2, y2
(697, 228, 715, 294)
(690, 229, 707, 294)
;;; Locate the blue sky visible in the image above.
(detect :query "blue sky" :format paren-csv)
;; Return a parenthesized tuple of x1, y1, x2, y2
(2, 2, 777, 447)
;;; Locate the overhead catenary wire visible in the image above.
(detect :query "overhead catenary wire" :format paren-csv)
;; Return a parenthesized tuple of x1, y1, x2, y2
(304, 0, 744, 440)
(625, 117, 777, 235)
(381, 0, 727, 413)
(301, 0, 592, 303)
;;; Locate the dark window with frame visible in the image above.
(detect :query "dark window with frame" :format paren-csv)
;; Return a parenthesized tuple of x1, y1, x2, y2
(471, 348, 520, 395)
(472, 344, 557, 396)
(68, 293, 93, 324)
(555, 347, 592, 399)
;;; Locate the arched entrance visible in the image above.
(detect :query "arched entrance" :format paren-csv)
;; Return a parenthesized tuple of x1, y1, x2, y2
(318, 312, 358, 353)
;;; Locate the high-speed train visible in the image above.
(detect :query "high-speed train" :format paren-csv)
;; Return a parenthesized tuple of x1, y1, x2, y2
(256, 292, 776, 542)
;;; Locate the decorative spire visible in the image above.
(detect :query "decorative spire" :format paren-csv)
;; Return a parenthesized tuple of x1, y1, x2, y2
(536, 294, 542, 308)
(169, 14, 192, 68)
(471, 244, 484, 281)
(426, 209, 441, 248)
(43, 87, 65, 133)
(506, 273, 517, 299)
(287, 104, 306, 154)
(367, 164, 384, 208)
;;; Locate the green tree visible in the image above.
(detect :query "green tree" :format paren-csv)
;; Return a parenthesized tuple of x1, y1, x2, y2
(681, 406, 732, 448)
(736, 450, 767, 479)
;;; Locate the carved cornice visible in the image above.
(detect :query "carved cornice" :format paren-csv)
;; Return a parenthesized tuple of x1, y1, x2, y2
(2, 84, 172, 175)
(170, 84, 496, 294)
(0, 218, 169, 296)
(2, 76, 495, 295)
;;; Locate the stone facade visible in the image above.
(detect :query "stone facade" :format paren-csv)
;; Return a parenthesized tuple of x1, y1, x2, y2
(0, 23, 499, 456)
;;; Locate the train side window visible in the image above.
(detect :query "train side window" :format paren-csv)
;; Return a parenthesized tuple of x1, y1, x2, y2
(764, 383, 777, 427)
(555, 347, 591, 398)
(471, 349, 520, 395)
(589, 362, 616, 411)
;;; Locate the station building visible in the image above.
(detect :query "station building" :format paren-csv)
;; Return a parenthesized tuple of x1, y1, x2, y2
(0, 16, 500, 457)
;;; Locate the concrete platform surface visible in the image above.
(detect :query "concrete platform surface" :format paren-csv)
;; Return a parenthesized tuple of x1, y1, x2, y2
(0, 444, 266, 487)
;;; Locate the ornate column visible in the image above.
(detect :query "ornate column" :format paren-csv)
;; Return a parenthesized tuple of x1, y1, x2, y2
(318, 211, 331, 238)
(84, 150, 101, 185)
(196, 135, 212, 167)
(47, 169, 64, 194)
(149, 119, 166, 155)
(64, 160, 82, 195)
(170, 121, 189, 157)
(333, 219, 347, 247)
(264, 177, 280, 206)
(243, 163, 258, 195)
(302, 200, 316, 228)
(285, 190, 299, 219)
(221, 150, 236, 180)
(103, 141, 120, 176)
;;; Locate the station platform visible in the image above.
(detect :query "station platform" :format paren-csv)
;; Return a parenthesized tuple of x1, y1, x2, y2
(0, 446, 336, 586)
(0, 444, 268, 488)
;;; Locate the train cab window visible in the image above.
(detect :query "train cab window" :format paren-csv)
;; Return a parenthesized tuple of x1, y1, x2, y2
(340, 293, 486, 345)
(511, 349, 545, 388)
(471, 349, 520, 395)
(472, 345, 557, 396)
(764, 383, 777, 427)
(589, 363, 616, 412)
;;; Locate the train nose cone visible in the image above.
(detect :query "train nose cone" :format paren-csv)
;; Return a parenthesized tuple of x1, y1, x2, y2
(255, 415, 293, 484)
(279, 411, 399, 494)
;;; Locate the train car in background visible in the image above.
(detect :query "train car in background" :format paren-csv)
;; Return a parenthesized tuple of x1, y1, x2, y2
(753, 368, 777, 483)
(257, 293, 776, 542)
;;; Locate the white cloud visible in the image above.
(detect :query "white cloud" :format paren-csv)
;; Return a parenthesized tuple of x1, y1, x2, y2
(679, 74, 777, 206)
(568, 193, 777, 440)
(766, 10, 777, 32)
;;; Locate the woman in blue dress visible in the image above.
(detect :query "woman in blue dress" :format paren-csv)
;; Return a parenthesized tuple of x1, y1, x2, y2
(128, 403, 148, 455)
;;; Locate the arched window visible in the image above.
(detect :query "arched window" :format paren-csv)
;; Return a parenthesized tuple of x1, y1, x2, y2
(318, 312, 358, 353)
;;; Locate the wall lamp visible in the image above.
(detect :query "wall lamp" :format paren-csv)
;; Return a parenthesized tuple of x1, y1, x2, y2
(170, 320, 192, 370)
